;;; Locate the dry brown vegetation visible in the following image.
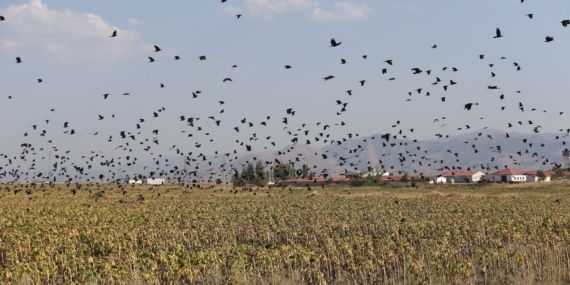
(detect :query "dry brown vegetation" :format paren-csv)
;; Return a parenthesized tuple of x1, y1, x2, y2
(1, 182, 570, 284)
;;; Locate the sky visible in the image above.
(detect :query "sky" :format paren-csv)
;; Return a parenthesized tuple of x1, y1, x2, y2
(1, 0, 570, 181)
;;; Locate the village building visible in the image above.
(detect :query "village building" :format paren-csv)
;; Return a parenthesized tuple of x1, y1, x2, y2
(382, 175, 415, 182)
(488, 168, 528, 183)
(276, 177, 351, 187)
(523, 171, 555, 182)
(146, 178, 165, 185)
(431, 176, 447, 184)
(441, 171, 485, 183)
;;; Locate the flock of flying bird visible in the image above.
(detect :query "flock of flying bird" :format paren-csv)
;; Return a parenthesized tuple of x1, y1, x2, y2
(1, 2, 570, 186)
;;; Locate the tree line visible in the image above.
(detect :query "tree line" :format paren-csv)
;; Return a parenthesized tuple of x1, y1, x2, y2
(232, 162, 314, 187)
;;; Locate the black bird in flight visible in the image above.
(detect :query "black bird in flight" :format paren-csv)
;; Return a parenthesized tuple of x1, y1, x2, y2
(153, 45, 161, 52)
(562, 20, 570, 27)
(174, 55, 181, 60)
(236, 14, 242, 19)
(148, 57, 155, 62)
(545, 36, 554, 42)
(16, 56, 22, 63)
(527, 14, 533, 19)
(464, 103, 477, 111)
(0, 16, 5, 21)
(323, 75, 335, 81)
(493, 28, 503, 38)
(110, 30, 117, 37)
(284, 65, 292, 69)
(411, 68, 422, 74)
(330, 38, 341, 47)
(199, 55, 207, 60)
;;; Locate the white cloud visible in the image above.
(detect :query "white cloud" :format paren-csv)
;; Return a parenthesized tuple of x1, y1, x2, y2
(240, 0, 370, 22)
(244, 0, 319, 19)
(311, 2, 370, 22)
(128, 18, 140, 27)
(389, 4, 424, 14)
(0, 0, 143, 64)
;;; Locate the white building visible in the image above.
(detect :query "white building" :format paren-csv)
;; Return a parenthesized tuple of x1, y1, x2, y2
(359, 170, 390, 178)
(488, 168, 527, 183)
(128, 179, 143, 184)
(441, 171, 485, 183)
(524, 171, 554, 182)
(146, 178, 165, 185)
(435, 176, 447, 184)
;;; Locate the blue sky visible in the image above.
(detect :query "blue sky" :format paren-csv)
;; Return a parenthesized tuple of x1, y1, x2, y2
(1, 0, 570, 180)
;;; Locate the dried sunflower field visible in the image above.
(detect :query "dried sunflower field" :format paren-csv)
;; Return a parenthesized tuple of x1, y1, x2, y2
(1, 182, 569, 284)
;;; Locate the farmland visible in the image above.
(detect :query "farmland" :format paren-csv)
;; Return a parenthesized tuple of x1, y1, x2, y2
(1, 182, 570, 284)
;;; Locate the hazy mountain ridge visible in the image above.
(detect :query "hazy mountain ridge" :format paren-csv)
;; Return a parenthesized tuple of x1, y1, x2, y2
(225, 129, 568, 179)
(41, 129, 568, 183)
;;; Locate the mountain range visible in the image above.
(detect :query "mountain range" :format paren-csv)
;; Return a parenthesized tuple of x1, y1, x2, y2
(22, 128, 569, 183)
(220, 128, 569, 180)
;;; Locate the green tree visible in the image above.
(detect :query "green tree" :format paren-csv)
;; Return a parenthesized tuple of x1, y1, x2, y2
(255, 161, 265, 180)
(274, 164, 294, 180)
(242, 163, 255, 181)
(536, 170, 546, 182)
(551, 167, 566, 180)
(253, 161, 268, 186)
(232, 174, 246, 187)
(302, 164, 309, 178)
(401, 172, 409, 183)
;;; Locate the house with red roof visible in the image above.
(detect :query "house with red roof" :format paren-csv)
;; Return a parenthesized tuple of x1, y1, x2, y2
(523, 171, 555, 182)
(488, 168, 528, 183)
(382, 175, 415, 182)
(276, 177, 350, 186)
(441, 171, 485, 183)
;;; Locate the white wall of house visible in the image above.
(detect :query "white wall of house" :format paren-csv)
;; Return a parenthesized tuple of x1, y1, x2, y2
(472, 172, 485, 182)
(489, 174, 526, 182)
(525, 175, 551, 182)
(146, 178, 165, 185)
(445, 172, 484, 183)
(544, 176, 552, 182)
(435, 177, 447, 184)
(128, 179, 143, 184)
(489, 175, 501, 182)
(510, 175, 526, 182)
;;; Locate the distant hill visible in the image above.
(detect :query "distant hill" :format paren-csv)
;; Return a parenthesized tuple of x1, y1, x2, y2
(216, 128, 568, 180)
(84, 129, 569, 183)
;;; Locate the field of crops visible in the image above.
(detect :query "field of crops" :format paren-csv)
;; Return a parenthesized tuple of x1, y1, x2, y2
(1, 182, 569, 284)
